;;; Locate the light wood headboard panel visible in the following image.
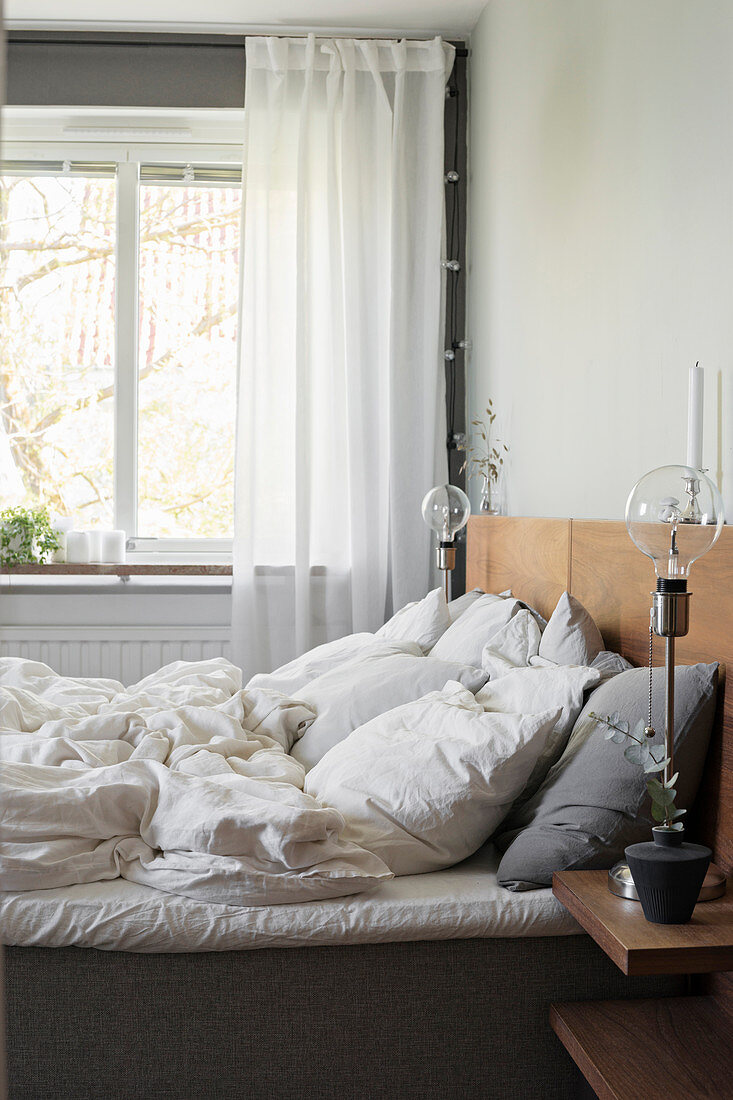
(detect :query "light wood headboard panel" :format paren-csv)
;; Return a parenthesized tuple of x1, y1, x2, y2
(465, 517, 571, 623)
(466, 516, 733, 874)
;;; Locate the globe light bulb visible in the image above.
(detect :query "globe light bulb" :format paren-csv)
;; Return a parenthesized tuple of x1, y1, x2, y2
(421, 484, 471, 543)
(625, 465, 724, 582)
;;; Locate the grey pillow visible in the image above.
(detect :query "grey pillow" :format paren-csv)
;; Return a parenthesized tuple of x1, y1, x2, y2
(495, 663, 718, 890)
(538, 592, 604, 666)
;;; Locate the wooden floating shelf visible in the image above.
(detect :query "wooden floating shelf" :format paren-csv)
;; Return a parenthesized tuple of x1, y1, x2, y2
(0, 564, 232, 576)
(551, 995, 733, 1100)
(553, 870, 733, 976)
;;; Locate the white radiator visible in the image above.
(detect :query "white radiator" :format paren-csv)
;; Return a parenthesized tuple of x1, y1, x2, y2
(0, 628, 232, 682)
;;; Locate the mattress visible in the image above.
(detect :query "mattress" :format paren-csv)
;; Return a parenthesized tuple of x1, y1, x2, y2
(0, 843, 579, 953)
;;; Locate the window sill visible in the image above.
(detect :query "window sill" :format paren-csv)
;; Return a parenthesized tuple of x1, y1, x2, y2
(0, 564, 232, 577)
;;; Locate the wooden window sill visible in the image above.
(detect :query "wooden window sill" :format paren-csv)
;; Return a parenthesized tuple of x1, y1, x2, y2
(0, 564, 232, 577)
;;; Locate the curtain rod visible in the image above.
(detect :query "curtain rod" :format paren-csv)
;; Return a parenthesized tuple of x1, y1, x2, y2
(9, 34, 467, 56)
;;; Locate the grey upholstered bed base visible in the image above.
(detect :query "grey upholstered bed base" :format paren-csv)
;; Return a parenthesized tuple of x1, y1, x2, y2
(6, 935, 682, 1100)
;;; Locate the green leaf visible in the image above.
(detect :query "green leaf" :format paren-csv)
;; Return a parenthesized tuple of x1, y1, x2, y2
(632, 718, 647, 740)
(625, 742, 651, 765)
(664, 772, 679, 790)
(671, 808, 687, 819)
(644, 756, 669, 774)
(647, 783, 673, 809)
(651, 802, 668, 822)
(669, 821, 685, 831)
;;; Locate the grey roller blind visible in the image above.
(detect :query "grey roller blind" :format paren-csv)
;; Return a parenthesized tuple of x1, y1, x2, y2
(6, 32, 246, 108)
(140, 164, 242, 185)
(0, 159, 117, 177)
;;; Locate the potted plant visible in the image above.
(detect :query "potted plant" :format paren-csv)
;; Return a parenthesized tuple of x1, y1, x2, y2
(590, 711, 711, 924)
(0, 507, 61, 565)
(460, 399, 509, 514)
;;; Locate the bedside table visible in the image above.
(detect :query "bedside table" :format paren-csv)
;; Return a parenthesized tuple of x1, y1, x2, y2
(550, 869, 733, 1100)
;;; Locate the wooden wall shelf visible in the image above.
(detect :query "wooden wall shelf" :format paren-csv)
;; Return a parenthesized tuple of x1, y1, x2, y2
(553, 870, 733, 976)
(552, 870, 733, 1099)
(550, 996, 733, 1100)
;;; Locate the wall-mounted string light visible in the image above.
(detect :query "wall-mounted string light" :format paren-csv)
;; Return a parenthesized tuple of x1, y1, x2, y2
(443, 55, 468, 462)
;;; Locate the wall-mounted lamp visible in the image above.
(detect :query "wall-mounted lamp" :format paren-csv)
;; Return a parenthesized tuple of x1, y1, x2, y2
(421, 484, 471, 601)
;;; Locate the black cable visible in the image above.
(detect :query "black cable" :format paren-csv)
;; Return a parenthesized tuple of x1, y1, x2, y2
(445, 65, 461, 449)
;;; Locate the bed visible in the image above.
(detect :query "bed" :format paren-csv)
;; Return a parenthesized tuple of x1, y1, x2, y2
(4, 516, 733, 1100)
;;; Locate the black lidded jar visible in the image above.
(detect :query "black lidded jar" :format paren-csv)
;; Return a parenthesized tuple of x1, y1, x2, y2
(625, 827, 711, 924)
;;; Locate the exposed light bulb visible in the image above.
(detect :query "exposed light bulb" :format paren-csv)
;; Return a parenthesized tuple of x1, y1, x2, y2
(625, 464, 724, 582)
(422, 484, 471, 543)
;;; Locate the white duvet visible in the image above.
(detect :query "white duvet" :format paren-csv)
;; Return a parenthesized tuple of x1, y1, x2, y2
(0, 658, 392, 906)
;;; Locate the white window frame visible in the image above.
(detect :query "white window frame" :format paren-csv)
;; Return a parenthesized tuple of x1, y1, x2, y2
(2, 109, 244, 563)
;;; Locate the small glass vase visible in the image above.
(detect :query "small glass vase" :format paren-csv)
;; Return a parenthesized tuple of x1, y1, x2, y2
(479, 475, 504, 515)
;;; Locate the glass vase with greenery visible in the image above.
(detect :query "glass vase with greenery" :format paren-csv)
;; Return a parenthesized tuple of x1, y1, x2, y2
(460, 399, 509, 514)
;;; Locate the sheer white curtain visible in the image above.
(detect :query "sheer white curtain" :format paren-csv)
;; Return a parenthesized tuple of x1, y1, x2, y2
(232, 35, 454, 677)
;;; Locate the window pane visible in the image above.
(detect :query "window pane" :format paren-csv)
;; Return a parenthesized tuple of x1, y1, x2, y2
(0, 173, 116, 525)
(137, 181, 241, 538)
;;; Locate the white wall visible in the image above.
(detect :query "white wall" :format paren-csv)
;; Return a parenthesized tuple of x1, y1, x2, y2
(467, 0, 733, 520)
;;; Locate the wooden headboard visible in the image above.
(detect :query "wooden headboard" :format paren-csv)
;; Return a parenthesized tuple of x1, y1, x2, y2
(466, 516, 733, 874)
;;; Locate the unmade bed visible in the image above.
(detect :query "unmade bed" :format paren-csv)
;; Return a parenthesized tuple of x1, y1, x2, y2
(4, 516, 733, 1100)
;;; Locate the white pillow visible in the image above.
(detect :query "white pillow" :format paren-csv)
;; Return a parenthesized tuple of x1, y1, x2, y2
(481, 610, 542, 678)
(430, 593, 521, 667)
(591, 650, 635, 682)
(246, 635, 421, 696)
(306, 682, 561, 876)
(376, 587, 451, 653)
(291, 653, 487, 770)
(447, 587, 485, 622)
(476, 664, 602, 800)
(538, 592, 604, 667)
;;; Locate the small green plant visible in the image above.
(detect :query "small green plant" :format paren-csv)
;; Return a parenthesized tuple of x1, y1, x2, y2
(589, 711, 685, 830)
(460, 399, 509, 487)
(0, 506, 61, 565)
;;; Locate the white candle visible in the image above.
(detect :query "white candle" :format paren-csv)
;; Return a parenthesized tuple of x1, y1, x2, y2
(686, 363, 704, 469)
(66, 531, 91, 564)
(85, 530, 104, 562)
(51, 532, 67, 564)
(100, 530, 126, 564)
(50, 516, 74, 563)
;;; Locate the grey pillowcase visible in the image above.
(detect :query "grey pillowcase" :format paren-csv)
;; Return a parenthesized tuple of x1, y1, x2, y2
(495, 663, 718, 891)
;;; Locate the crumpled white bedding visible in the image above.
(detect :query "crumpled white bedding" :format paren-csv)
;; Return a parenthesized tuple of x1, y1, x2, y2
(0, 843, 580, 953)
(0, 658, 392, 906)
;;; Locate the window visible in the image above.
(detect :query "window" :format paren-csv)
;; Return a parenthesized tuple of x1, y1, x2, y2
(0, 147, 242, 555)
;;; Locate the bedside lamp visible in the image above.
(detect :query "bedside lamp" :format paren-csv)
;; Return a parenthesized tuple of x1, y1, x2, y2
(421, 484, 470, 601)
(608, 463, 725, 900)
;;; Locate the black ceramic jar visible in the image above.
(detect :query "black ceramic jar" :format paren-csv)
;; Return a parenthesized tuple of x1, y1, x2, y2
(625, 827, 711, 924)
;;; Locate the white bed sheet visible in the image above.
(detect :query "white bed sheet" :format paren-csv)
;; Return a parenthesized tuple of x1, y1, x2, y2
(0, 844, 580, 953)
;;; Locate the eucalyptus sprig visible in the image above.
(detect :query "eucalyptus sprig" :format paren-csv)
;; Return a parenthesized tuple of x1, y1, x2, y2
(0, 506, 60, 565)
(589, 711, 685, 830)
